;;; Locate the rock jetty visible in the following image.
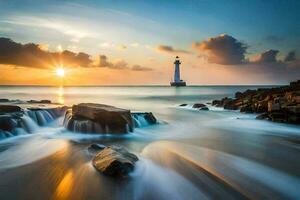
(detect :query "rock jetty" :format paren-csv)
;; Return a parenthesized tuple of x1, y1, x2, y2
(212, 80, 300, 124)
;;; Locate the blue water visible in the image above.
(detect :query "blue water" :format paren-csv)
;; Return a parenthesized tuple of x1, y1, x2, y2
(0, 86, 299, 200)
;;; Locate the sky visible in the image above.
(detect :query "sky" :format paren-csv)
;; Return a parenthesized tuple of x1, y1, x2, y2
(0, 0, 299, 85)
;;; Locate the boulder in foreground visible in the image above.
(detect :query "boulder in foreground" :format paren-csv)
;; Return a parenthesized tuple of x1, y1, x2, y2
(92, 145, 138, 177)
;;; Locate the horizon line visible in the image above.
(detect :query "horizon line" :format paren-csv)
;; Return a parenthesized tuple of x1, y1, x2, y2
(0, 84, 285, 87)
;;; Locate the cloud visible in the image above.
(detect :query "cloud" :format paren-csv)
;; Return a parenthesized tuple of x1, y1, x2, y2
(156, 45, 191, 54)
(96, 54, 128, 69)
(193, 34, 247, 65)
(0, 37, 93, 68)
(131, 64, 152, 71)
(0, 37, 147, 71)
(256, 49, 279, 63)
(284, 51, 296, 62)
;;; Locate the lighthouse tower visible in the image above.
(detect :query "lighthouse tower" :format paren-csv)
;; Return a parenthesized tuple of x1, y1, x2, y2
(170, 56, 186, 86)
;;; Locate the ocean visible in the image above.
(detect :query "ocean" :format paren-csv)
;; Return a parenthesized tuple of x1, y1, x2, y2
(0, 85, 299, 199)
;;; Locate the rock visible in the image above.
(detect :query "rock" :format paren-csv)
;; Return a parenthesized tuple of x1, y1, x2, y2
(256, 113, 270, 120)
(92, 145, 138, 177)
(0, 115, 18, 131)
(256, 101, 268, 113)
(235, 92, 243, 99)
(70, 103, 133, 134)
(192, 103, 206, 108)
(0, 99, 9, 102)
(212, 99, 223, 107)
(269, 112, 286, 123)
(88, 143, 106, 153)
(27, 100, 51, 104)
(240, 104, 253, 113)
(268, 101, 281, 112)
(132, 112, 157, 127)
(179, 104, 187, 106)
(143, 112, 157, 124)
(0, 105, 22, 113)
(199, 107, 209, 111)
(223, 100, 240, 110)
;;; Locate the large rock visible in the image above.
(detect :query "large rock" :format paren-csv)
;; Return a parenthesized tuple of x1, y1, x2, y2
(69, 103, 133, 134)
(92, 145, 138, 177)
(64, 103, 157, 134)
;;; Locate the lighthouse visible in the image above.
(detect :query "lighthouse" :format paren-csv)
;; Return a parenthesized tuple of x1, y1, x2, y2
(170, 56, 186, 86)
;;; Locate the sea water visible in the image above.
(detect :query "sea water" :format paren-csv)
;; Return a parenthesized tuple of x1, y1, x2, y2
(0, 86, 299, 199)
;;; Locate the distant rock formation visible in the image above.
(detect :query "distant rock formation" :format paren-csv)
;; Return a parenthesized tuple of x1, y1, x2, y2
(212, 80, 300, 124)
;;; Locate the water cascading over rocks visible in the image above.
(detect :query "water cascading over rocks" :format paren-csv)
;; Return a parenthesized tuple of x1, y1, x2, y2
(0, 104, 67, 139)
(64, 103, 157, 134)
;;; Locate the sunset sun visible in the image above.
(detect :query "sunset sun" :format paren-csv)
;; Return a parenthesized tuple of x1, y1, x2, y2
(56, 68, 65, 77)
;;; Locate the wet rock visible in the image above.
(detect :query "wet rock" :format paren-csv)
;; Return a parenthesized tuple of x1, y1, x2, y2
(88, 143, 106, 153)
(70, 103, 133, 134)
(0, 99, 9, 102)
(64, 104, 157, 134)
(192, 103, 206, 108)
(0, 115, 19, 131)
(92, 145, 138, 177)
(240, 104, 253, 113)
(256, 113, 271, 120)
(179, 103, 187, 106)
(0, 105, 22, 113)
(199, 107, 209, 111)
(143, 112, 157, 124)
(132, 112, 157, 127)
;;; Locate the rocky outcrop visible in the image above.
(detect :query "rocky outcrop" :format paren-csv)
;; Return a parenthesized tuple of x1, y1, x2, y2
(212, 80, 300, 124)
(64, 103, 157, 134)
(92, 145, 138, 177)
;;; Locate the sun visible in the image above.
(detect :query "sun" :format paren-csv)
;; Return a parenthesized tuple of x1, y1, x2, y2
(56, 68, 65, 77)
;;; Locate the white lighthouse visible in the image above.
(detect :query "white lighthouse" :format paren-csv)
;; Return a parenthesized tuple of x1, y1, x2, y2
(170, 56, 186, 86)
